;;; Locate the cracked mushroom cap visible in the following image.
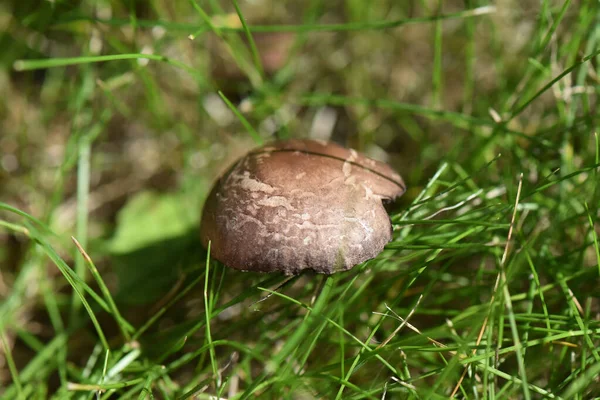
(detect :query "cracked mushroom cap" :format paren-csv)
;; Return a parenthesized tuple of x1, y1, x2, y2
(200, 139, 406, 275)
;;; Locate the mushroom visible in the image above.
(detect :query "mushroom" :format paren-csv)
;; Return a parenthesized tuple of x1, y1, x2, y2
(200, 139, 406, 275)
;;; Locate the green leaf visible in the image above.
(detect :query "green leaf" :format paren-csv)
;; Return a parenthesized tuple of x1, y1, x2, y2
(108, 191, 199, 254)
(108, 191, 204, 304)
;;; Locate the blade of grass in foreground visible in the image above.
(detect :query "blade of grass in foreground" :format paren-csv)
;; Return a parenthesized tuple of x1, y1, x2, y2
(40, 261, 68, 387)
(508, 49, 600, 120)
(54, 5, 496, 34)
(498, 175, 531, 400)
(1, 331, 24, 399)
(255, 284, 403, 391)
(72, 237, 133, 341)
(218, 91, 263, 144)
(13, 53, 200, 78)
(0, 202, 53, 236)
(431, 0, 443, 109)
(188, 0, 261, 87)
(24, 222, 110, 351)
(70, 107, 94, 330)
(1, 333, 69, 398)
(203, 242, 220, 391)
(238, 278, 334, 399)
(0, 204, 118, 319)
(584, 202, 600, 276)
(232, 0, 265, 79)
(562, 361, 600, 399)
(296, 93, 551, 147)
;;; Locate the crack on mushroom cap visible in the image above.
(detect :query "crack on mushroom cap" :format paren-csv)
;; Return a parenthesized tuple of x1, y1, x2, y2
(200, 139, 406, 275)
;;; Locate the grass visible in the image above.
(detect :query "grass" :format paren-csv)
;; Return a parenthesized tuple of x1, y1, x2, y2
(1, 0, 599, 398)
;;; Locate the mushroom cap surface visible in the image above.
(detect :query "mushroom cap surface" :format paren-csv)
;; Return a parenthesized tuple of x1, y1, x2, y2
(200, 139, 406, 275)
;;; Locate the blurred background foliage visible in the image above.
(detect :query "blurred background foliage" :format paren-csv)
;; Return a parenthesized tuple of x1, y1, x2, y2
(0, 0, 599, 398)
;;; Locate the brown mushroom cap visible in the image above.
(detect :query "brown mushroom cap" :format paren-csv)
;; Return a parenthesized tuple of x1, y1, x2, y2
(200, 139, 406, 275)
